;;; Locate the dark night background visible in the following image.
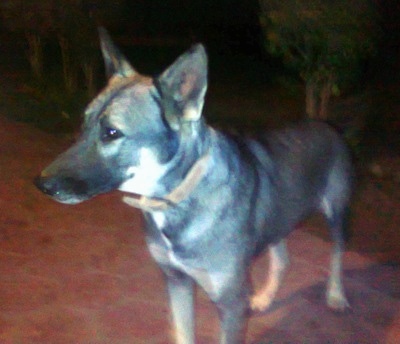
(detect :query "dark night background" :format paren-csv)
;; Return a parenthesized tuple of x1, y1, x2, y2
(1, 0, 400, 127)
(103, 0, 400, 89)
(109, 0, 400, 72)
(97, 0, 268, 85)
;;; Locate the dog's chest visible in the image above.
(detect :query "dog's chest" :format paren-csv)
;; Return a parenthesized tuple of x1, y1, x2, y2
(145, 211, 221, 297)
(146, 211, 190, 269)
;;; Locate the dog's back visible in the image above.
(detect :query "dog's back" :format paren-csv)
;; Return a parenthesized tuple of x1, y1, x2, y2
(207, 121, 352, 255)
(257, 121, 351, 238)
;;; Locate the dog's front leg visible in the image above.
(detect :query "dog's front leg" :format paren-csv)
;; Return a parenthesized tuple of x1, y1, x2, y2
(166, 272, 195, 344)
(215, 286, 249, 344)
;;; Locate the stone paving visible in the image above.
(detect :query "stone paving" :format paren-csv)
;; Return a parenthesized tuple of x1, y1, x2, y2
(1, 117, 400, 343)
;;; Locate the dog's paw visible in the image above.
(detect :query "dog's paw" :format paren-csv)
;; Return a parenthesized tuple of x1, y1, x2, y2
(327, 293, 350, 312)
(249, 293, 273, 313)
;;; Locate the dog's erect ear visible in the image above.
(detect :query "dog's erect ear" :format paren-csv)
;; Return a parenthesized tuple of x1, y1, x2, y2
(98, 27, 136, 79)
(157, 44, 208, 131)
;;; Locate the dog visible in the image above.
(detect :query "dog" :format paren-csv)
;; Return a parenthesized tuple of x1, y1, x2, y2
(34, 28, 352, 344)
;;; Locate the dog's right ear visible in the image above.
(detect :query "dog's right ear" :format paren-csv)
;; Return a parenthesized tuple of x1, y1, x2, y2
(98, 27, 136, 79)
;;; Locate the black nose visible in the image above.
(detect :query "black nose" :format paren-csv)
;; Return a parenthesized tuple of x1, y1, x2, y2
(34, 175, 56, 196)
(34, 174, 89, 199)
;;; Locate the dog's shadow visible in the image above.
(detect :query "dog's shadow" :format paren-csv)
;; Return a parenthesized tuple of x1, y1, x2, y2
(250, 263, 400, 344)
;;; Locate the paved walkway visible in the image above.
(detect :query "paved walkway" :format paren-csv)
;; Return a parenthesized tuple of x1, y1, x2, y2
(1, 117, 399, 343)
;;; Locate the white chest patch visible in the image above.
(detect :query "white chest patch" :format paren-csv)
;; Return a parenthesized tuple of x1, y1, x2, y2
(118, 147, 167, 196)
(151, 211, 166, 228)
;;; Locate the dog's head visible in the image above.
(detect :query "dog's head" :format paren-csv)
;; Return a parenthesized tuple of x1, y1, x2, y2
(34, 28, 208, 204)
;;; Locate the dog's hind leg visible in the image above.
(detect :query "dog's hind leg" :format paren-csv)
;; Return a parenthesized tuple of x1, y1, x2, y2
(166, 272, 195, 344)
(320, 144, 352, 311)
(327, 222, 350, 310)
(250, 239, 289, 312)
(321, 198, 350, 311)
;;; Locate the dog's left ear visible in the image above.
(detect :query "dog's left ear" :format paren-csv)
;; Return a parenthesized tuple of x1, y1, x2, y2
(156, 44, 208, 131)
(98, 27, 136, 79)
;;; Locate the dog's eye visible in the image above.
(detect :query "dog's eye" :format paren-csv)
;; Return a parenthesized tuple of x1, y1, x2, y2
(103, 127, 123, 141)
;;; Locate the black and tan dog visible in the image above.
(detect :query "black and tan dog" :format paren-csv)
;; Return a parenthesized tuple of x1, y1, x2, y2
(35, 28, 352, 343)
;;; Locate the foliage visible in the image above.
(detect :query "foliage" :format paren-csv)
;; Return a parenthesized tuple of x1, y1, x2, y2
(1, 0, 54, 80)
(0, 0, 126, 131)
(259, 0, 381, 119)
(0, 0, 54, 36)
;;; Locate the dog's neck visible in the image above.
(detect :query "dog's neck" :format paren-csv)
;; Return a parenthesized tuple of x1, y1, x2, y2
(122, 151, 210, 212)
